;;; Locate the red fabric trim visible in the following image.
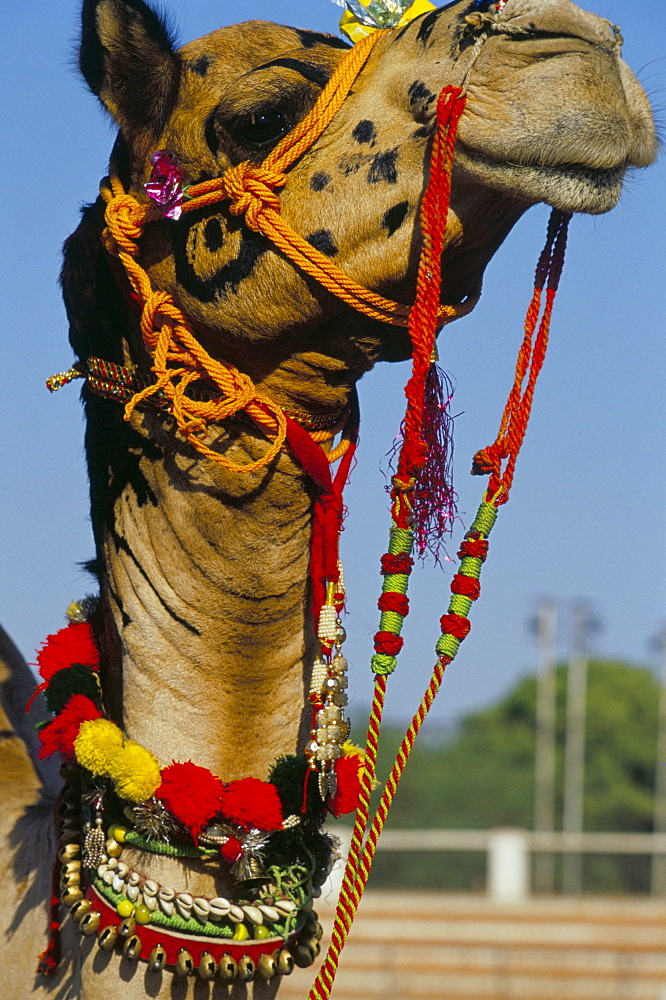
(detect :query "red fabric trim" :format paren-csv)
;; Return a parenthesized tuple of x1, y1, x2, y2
(86, 885, 297, 966)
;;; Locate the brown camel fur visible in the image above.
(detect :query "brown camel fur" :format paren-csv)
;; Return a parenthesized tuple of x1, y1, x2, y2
(0, 1, 655, 997)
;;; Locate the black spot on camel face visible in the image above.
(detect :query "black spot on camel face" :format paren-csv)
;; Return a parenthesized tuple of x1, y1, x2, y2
(187, 55, 212, 77)
(367, 148, 399, 184)
(352, 119, 377, 145)
(382, 200, 409, 236)
(305, 229, 339, 257)
(310, 171, 331, 191)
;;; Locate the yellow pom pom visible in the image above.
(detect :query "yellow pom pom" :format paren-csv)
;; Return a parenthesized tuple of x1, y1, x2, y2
(106, 739, 161, 803)
(341, 741, 366, 763)
(341, 741, 379, 789)
(74, 718, 124, 776)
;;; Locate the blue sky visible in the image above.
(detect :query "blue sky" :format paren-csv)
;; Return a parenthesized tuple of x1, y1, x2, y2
(1, 0, 664, 729)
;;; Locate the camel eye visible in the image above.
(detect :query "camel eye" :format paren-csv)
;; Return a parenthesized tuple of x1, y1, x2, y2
(230, 108, 292, 148)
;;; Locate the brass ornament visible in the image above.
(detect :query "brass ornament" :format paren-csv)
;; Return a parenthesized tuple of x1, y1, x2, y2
(175, 949, 194, 977)
(147, 944, 167, 972)
(62, 887, 84, 907)
(218, 953, 237, 982)
(122, 934, 142, 962)
(257, 952, 278, 981)
(97, 925, 118, 951)
(197, 951, 217, 980)
(69, 899, 91, 924)
(117, 916, 136, 940)
(277, 949, 295, 975)
(237, 954, 256, 981)
(79, 911, 101, 936)
(291, 941, 318, 968)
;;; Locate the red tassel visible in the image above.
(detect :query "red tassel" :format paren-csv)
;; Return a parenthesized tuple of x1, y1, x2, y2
(411, 362, 457, 561)
(37, 856, 62, 977)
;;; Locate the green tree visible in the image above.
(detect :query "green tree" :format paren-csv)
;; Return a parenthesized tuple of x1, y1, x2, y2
(353, 660, 659, 893)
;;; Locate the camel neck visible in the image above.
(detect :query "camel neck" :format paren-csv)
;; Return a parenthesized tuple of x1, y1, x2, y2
(97, 405, 328, 783)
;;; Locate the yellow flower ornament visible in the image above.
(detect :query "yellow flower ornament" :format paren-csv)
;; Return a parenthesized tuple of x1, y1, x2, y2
(335, 0, 436, 44)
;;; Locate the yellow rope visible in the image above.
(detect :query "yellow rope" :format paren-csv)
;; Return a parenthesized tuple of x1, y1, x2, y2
(100, 177, 287, 474)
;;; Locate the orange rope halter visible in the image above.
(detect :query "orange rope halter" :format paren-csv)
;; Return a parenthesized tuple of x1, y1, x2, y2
(98, 29, 474, 475)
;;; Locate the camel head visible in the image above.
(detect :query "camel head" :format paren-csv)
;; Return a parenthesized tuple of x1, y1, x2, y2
(68, 0, 655, 399)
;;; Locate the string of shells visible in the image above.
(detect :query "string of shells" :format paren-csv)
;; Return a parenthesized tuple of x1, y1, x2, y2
(55, 768, 323, 982)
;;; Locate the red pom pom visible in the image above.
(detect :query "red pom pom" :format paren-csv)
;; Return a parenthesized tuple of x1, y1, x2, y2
(38, 695, 102, 759)
(218, 778, 284, 832)
(155, 761, 225, 843)
(220, 837, 243, 863)
(329, 754, 363, 817)
(36, 623, 99, 683)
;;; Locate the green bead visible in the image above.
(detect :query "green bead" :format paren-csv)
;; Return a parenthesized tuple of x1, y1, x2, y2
(134, 904, 152, 925)
(116, 898, 135, 918)
(253, 924, 271, 940)
(232, 922, 250, 941)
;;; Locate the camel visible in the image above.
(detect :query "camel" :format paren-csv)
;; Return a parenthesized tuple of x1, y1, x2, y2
(0, 1, 655, 997)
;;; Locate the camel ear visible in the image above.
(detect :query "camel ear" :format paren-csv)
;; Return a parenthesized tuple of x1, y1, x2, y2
(80, 0, 181, 139)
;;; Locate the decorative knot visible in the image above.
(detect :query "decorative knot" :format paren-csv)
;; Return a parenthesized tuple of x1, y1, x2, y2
(457, 537, 489, 561)
(378, 592, 410, 617)
(373, 632, 404, 657)
(450, 574, 480, 600)
(221, 161, 287, 230)
(439, 613, 471, 640)
(103, 194, 151, 256)
(380, 553, 414, 576)
(471, 445, 502, 477)
(391, 475, 416, 494)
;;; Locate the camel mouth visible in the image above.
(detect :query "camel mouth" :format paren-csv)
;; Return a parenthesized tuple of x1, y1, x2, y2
(455, 141, 628, 214)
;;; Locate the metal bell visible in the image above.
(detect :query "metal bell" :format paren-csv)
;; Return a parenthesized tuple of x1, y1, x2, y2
(237, 954, 256, 981)
(175, 949, 194, 977)
(79, 911, 101, 936)
(217, 953, 237, 982)
(122, 933, 142, 962)
(69, 899, 91, 924)
(277, 949, 295, 975)
(198, 951, 217, 980)
(147, 944, 167, 972)
(257, 953, 277, 981)
(234, 854, 270, 890)
(97, 925, 118, 951)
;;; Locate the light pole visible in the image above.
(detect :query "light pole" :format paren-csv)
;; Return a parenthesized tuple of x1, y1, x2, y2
(533, 598, 558, 893)
(562, 601, 591, 893)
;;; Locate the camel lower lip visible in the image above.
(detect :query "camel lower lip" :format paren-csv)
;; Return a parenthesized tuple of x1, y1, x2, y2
(457, 141, 626, 186)
(455, 141, 627, 213)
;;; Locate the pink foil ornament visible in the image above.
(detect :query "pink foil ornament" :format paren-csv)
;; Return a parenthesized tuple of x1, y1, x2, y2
(144, 150, 185, 219)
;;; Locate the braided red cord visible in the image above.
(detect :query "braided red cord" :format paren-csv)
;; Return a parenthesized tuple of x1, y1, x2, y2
(472, 210, 570, 501)
(392, 87, 467, 523)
